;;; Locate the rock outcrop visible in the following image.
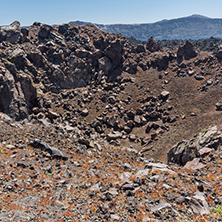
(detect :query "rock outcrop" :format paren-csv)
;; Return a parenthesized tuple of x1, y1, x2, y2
(0, 20, 222, 222)
(146, 37, 160, 52)
(0, 21, 21, 43)
(168, 125, 221, 165)
(177, 40, 198, 60)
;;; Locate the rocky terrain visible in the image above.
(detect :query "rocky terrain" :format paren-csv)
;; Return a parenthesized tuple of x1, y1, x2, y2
(70, 14, 222, 40)
(0, 21, 221, 221)
(127, 36, 222, 53)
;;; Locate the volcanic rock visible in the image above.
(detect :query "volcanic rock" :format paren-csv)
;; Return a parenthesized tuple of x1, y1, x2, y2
(216, 100, 222, 111)
(146, 37, 160, 52)
(168, 125, 221, 165)
(29, 138, 68, 160)
(177, 40, 198, 60)
(107, 132, 123, 141)
(0, 21, 21, 43)
(190, 192, 210, 215)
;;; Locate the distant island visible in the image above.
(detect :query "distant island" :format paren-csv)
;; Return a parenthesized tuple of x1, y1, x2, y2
(70, 14, 222, 40)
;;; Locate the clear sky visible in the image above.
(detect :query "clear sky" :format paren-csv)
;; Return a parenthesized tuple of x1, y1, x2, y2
(1, 0, 222, 26)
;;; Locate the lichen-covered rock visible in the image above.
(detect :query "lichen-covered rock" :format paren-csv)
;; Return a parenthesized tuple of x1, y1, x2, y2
(168, 126, 221, 165)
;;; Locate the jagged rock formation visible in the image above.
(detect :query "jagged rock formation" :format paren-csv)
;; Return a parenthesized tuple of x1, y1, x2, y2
(0, 21, 221, 154)
(168, 125, 222, 165)
(177, 40, 198, 61)
(0, 21, 21, 43)
(0, 21, 222, 222)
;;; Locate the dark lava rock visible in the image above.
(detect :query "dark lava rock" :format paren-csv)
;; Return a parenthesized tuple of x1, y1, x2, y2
(146, 37, 160, 52)
(168, 125, 221, 165)
(177, 41, 198, 60)
(216, 101, 222, 111)
(0, 21, 21, 43)
(29, 139, 68, 160)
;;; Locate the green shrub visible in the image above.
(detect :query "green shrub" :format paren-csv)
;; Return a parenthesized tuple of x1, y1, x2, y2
(201, 128, 208, 133)
(213, 205, 222, 214)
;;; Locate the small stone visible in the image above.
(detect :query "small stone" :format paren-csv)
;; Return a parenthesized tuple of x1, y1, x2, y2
(190, 191, 210, 215)
(6, 145, 16, 150)
(198, 148, 213, 157)
(188, 70, 195, 76)
(126, 190, 135, 196)
(121, 183, 134, 191)
(90, 183, 100, 192)
(108, 188, 118, 196)
(107, 132, 122, 141)
(195, 75, 205, 80)
(122, 163, 132, 171)
(176, 196, 186, 204)
(81, 109, 89, 116)
(206, 80, 213, 85)
(45, 165, 52, 174)
(65, 125, 75, 133)
(162, 184, 172, 190)
(129, 134, 136, 141)
(183, 158, 205, 170)
(111, 214, 120, 221)
(47, 110, 60, 119)
(130, 77, 136, 83)
(17, 162, 26, 168)
(151, 201, 171, 213)
(216, 101, 222, 111)
(134, 115, 141, 125)
(160, 90, 170, 99)
(197, 183, 204, 192)
(29, 139, 68, 160)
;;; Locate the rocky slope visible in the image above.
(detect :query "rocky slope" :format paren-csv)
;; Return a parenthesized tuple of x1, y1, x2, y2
(0, 21, 222, 221)
(70, 14, 222, 39)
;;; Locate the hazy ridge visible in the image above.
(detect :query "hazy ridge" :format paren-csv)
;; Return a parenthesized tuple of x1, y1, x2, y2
(70, 14, 222, 39)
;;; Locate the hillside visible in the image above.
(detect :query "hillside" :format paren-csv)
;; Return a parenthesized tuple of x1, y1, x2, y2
(0, 21, 221, 221)
(70, 14, 222, 39)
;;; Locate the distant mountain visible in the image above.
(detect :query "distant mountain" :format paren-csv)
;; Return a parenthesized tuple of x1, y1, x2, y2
(69, 15, 222, 39)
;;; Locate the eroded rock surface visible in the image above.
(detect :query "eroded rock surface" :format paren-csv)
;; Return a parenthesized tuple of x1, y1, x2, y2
(0, 21, 221, 221)
(168, 125, 221, 165)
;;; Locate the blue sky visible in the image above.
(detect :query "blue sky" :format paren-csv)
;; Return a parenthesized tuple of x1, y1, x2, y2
(1, 0, 222, 26)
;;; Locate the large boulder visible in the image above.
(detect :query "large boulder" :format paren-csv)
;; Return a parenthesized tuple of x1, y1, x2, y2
(216, 100, 222, 111)
(123, 58, 137, 74)
(146, 37, 160, 52)
(168, 126, 221, 165)
(0, 21, 21, 43)
(177, 40, 198, 60)
(38, 24, 52, 40)
(215, 49, 222, 59)
(105, 39, 123, 69)
(190, 192, 210, 215)
(0, 62, 38, 120)
(98, 56, 112, 74)
(29, 138, 68, 160)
